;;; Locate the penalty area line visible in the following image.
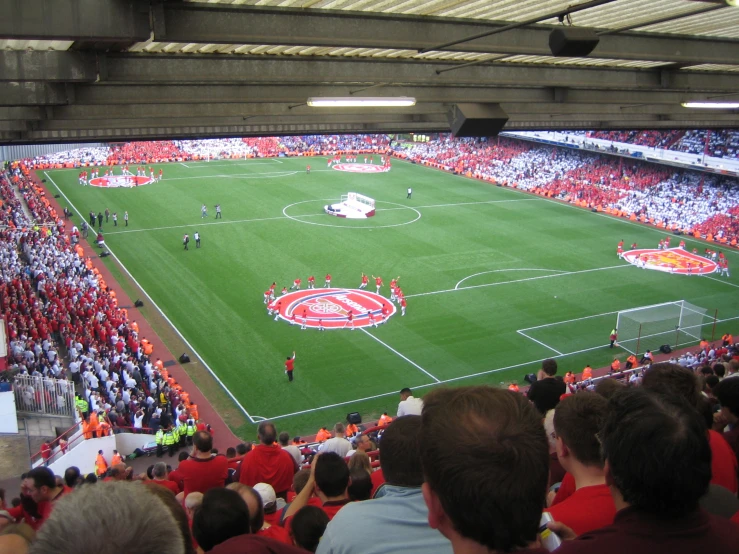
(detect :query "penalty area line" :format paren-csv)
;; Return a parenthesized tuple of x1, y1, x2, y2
(264, 313, 739, 421)
(517, 330, 563, 356)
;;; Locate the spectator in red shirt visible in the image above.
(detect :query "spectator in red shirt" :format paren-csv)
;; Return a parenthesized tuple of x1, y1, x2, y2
(555, 389, 739, 554)
(283, 452, 351, 528)
(545, 393, 616, 535)
(714, 377, 739, 463)
(169, 431, 228, 500)
(148, 462, 180, 495)
(239, 421, 296, 498)
(7, 467, 71, 531)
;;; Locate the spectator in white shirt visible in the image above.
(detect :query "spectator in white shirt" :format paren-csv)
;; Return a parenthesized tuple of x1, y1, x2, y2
(397, 387, 424, 417)
(320, 423, 353, 457)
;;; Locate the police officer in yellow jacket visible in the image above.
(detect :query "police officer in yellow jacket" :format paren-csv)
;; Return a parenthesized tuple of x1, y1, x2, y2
(163, 426, 177, 457)
(155, 428, 165, 457)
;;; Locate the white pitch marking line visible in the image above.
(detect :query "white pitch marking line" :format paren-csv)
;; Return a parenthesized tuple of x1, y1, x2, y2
(43, 171, 257, 424)
(456, 268, 568, 290)
(520, 309, 621, 332)
(360, 328, 441, 383)
(179, 163, 190, 168)
(406, 264, 630, 299)
(517, 330, 563, 356)
(263, 312, 739, 421)
(705, 275, 739, 289)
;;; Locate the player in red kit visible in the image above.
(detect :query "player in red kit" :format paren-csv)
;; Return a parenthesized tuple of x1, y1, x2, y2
(267, 299, 278, 316)
(269, 282, 277, 300)
(372, 275, 383, 294)
(359, 273, 369, 289)
(306, 165, 311, 174)
(263, 289, 272, 304)
(281, 286, 288, 296)
(290, 278, 302, 291)
(272, 301, 282, 321)
(389, 277, 400, 301)
(343, 310, 355, 330)
(368, 311, 377, 328)
(324, 274, 331, 288)
(307, 275, 315, 289)
(617, 240, 624, 258)
(285, 351, 296, 382)
(301, 309, 308, 330)
(400, 297, 407, 316)
(158, 169, 163, 182)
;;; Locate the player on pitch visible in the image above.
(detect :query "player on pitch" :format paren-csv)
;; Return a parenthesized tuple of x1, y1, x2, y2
(343, 310, 355, 331)
(285, 351, 296, 382)
(359, 273, 369, 289)
(372, 275, 383, 294)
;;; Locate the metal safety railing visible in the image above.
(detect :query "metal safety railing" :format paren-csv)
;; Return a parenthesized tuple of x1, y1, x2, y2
(13, 374, 77, 418)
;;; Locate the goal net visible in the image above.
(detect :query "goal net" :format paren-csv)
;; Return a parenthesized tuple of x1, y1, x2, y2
(615, 300, 709, 356)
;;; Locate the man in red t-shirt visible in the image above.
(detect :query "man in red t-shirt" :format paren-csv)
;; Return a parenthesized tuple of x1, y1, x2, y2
(285, 351, 296, 382)
(8, 467, 70, 530)
(234, 483, 292, 545)
(283, 452, 351, 531)
(545, 393, 616, 535)
(147, 461, 181, 495)
(168, 431, 228, 500)
(239, 421, 296, 498)
(372, 275, 383, 294)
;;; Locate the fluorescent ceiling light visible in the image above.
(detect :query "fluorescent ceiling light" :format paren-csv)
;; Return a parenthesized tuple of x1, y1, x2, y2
(681, 101, 739, 109)
(307, 97, 416, 107)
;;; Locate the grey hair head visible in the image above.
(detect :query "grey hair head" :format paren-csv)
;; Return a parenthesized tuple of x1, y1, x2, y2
(30, 481, 185, 554)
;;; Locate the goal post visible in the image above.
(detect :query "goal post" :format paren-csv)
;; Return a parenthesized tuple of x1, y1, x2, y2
(615, 300, 710, 356)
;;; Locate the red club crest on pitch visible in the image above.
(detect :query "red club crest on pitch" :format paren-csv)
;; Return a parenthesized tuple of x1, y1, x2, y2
(89, 175, 154, 188)
(276, 288, 395, 329)
(623, 247, 719, 275)
(331, 163, 389, 173)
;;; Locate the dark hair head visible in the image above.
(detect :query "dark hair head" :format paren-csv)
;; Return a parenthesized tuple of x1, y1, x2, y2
(713, 364, 726, 378)
(420, 386, 549, 552)
(193, 431, 213, 453)
(178, 451, 190, 462)
(642, 363, 701, 408)
(715, 377, 739, 419)
(64, 466, 81, 488)
(226, 447, 236, 458)
(542, 359, 558, 376)
(293, 469, 312, 495)
(192, 488, 250, 552)
(84, 473, 98, 485)
(400, 387, 412, 396)
(378, 415, 423, 487)
(594, 378, 625, 400)
(553, 393, 608, 467)
(236, 443, 250, 456)
(347, 469, 372, 501)
(26, 467, 56, 490)
(704, 375, 720, 391)
(314, 452, 350, 498)
(601, 389, 711, 517)
(278, 432, 290, 446)
(258, 421, 277, 445)
(291, 505, 329, 553)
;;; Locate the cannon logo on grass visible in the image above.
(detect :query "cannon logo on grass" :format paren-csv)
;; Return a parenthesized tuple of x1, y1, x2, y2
(623, 247, 719, 275)
(332, 163, 389, 174)
(276, 288, 395, 329)
(89, 175, 154, 188)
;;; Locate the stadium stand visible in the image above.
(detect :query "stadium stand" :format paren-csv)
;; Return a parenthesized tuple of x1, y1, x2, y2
(587, 130, 739, 160)
(1, 136, 739, 552)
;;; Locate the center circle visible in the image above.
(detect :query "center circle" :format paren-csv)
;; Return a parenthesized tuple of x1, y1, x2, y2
(282, 199, 421, 229)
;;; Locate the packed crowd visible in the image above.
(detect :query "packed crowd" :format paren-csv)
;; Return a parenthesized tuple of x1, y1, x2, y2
(586, 129, 739, 160)
(398, 136, 739, 243)
(3, 348, 739, 554)
(0, 165, 206, 462)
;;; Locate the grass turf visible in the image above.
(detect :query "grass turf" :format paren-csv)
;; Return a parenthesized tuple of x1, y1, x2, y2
(41, 157, 739, 437)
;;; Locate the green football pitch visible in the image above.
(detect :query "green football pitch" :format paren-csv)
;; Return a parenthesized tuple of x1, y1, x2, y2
(41, 157, 739, 437)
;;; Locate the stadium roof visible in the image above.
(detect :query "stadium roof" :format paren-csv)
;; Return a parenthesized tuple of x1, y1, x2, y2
(1, 0, 739, 143)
